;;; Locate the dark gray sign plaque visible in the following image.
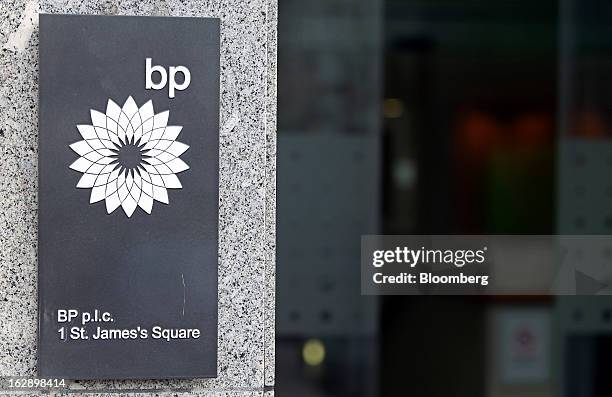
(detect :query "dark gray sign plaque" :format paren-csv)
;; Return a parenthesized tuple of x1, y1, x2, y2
(38, 14, 219, 379)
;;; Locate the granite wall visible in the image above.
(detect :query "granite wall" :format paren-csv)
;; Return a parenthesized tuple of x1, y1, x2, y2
(0, 0, 276, 395)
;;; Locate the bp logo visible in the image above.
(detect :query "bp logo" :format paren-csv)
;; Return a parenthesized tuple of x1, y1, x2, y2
(68, 96, 190, 217)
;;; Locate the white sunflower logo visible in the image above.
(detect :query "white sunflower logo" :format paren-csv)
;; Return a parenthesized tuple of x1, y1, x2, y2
(69, 96, 190, 217)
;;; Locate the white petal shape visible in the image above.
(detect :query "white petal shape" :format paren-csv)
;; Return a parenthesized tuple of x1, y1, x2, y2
(142, 157, 163, 167)
(99, 148, 116, 156)
(90, 184, 107, 203)
(87, 138, 105, 151)
(147, 163, 173, 178)
(139, 100, 154, 121)
(143, 139, 170, 152)
(149, 173, 165, 187)
(70, 97, 189, 217)
(106, 99, 122, 121)
(70, 157, 93, 173)
(77, 173, 98, 188)
(87, 163, 106, 176)
(70, 141, 93, 156)
(140, 127, 166, 149)
(153, 111, 169, 129)
(133, 125, 143, 144)
(152, 185, 169, 204)
(117, 112, 129, 143)
(129, 180, 142, 204)
(155, 151, 176, 163)
(94, 126, 114, 146)
(151, 127, 166, 142)
(162, 174, 182, 189)
(83, 151, 104, 162)
(165, 141, 189, 157)
(77, 125, 97, 140)
(93, 171, 110, 187)
(124, 119, 135, 142)
(138, 192, 154, 214)
(166, 158, 190, 173)
(122, 96, 139, 119)
(144, 148, 164, 157)
(139, 168, 152, 182)
(105, 169, 121, 194)
(136, 101, 154, 143)
(90, 110, 106, 128)
(139, 170, 154, 195)
(123, 97, 139, 143)
(141, 163, 159, 174)
(161, 125, 183, 141)
(106, 119, 120, 141)
(142, 182, 153, 197)
(94, 156, 115, 165)
(117, 172, 128, 201)
(122, 195, 138, 217)
(142, 184, 154, 198)
(158, 163, 175, 175)
(125, 172, 135, 197)
(105, 192, 121, 213)
(141, 118, 154, 141)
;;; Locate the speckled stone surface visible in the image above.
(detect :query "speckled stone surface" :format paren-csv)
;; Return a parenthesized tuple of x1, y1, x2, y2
(263, 0, 277, 388)
(0, 0, 275, 394)
(0, 392, 264, 396)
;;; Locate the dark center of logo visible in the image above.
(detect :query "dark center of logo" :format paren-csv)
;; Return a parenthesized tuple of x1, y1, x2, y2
(117, 143, 142, 170)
